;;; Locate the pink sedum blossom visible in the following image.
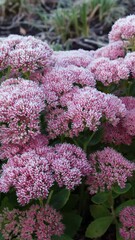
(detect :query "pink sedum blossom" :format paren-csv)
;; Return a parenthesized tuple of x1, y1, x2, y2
(86, 147, 135, 194)
(46, 86, 126, 139)
(42, 65, 95, 107)
(0, 205, 64, 240)
(0, 147, 54, 205)
(103, 122, 132, 145)
(109, 15, 135, 42)
(89, 57, 129, 86)
(121, 97, 135, 136)
(2, 35, 53, 74)
(0, 78, 46, 146)
(52, 49, 94, 68)
(94, 40, 126, 60)
(121, 96, 135, 110)
(0, 142, 90, 204)
(119, 206, 135, 240)
(48, 143, 91, 189)
(0, 134, 49, 160)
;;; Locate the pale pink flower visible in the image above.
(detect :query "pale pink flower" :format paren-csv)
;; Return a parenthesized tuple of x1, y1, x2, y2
(4, 35, 53, 74)
(109, 15, 135, 42)
(42, 65, 95, 107)
(0, 78, 46, 146)
(52, 49, 94, 68)
(94, 41, 126, 60)
(0, 142, 90, 204)
(46, 86, 126, 139)
(89, 57, 129, 86)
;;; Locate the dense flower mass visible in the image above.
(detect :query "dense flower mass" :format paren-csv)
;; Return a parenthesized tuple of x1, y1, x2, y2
(89, 57, 129, 86)
(103, 122, 132, 145)
(0, 35, 53, 75)
(0, 205, 65, 240)
(0, 134, 49, 160)
(0, 142, 90, 204)
(42, 65, 95, 107)
(52, 49, 94, 68)
(0, 78, 45, 146)
(0, 14, 135, 240)
(48, 143, 91, 189)
(109, 15, 135, 42)
(86, 147, 135, 194)
(46, 86, 126, 138)
(94, 40, 126, 60)
(103, 96, 135, 145)
(119, 206, 135, 240)
(0, 147, 54, 205)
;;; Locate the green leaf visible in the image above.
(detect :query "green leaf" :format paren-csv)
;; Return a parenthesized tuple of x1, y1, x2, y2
(90, 204, 111, 219)
(116, 227, 123, 240)
(50, 189, 70, 210)
(89, 127, 103, 146)
(91, 192, 109, 204)
(85, 216, 113, 238)
(63, 194, 79, 211)
(0, 196, 13, 211)
(113, 183, 131, 194)
(63, 212, 82, 237)
(115, 199, 135, 216)
(0, 233, 4, 240)
(52, 234, 73, 240)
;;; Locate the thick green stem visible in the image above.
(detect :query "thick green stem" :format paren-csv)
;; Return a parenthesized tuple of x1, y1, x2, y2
(109, 191, 118, 226)
(39, 198, 44, 207)
(83, 131, 95, 152)
(46, 190, 54, 205)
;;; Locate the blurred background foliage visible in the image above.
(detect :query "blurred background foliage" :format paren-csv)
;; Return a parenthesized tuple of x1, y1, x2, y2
(0, 0, 135, 50)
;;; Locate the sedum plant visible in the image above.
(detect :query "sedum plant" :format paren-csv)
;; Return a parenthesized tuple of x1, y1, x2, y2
(0, 15, 135, 240)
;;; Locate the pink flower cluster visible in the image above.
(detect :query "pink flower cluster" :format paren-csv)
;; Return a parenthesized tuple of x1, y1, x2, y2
(109, 15, 135, 42)
(86, 147, 135, 194)
(42, 65, 95, 107)
(0, 35, 52, 74)
(52, 49, 94, 68)
(89, 57, 129, 86)
(119, 206, 135, 240)
(0, 78, 45, 146)
(0, 141, 90, 205)
(94, 40, 126, 60)
(0, 205, 64, 240)
(103, 97, 135, 145)
(46, 86, 126, 138)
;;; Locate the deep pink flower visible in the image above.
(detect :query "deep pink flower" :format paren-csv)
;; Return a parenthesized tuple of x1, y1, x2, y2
(0, 205, 64, 240)
(119, 206, 135, 240)
(87, 147, 135, 194)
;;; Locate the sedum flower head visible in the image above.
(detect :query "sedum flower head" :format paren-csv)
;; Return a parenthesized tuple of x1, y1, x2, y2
(119, 206, 135, 240)
(109, 15, 135, 42)
(87, 147, 135, 194)
(0, 205, 64, 240)
(0, 78, 45, 146)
